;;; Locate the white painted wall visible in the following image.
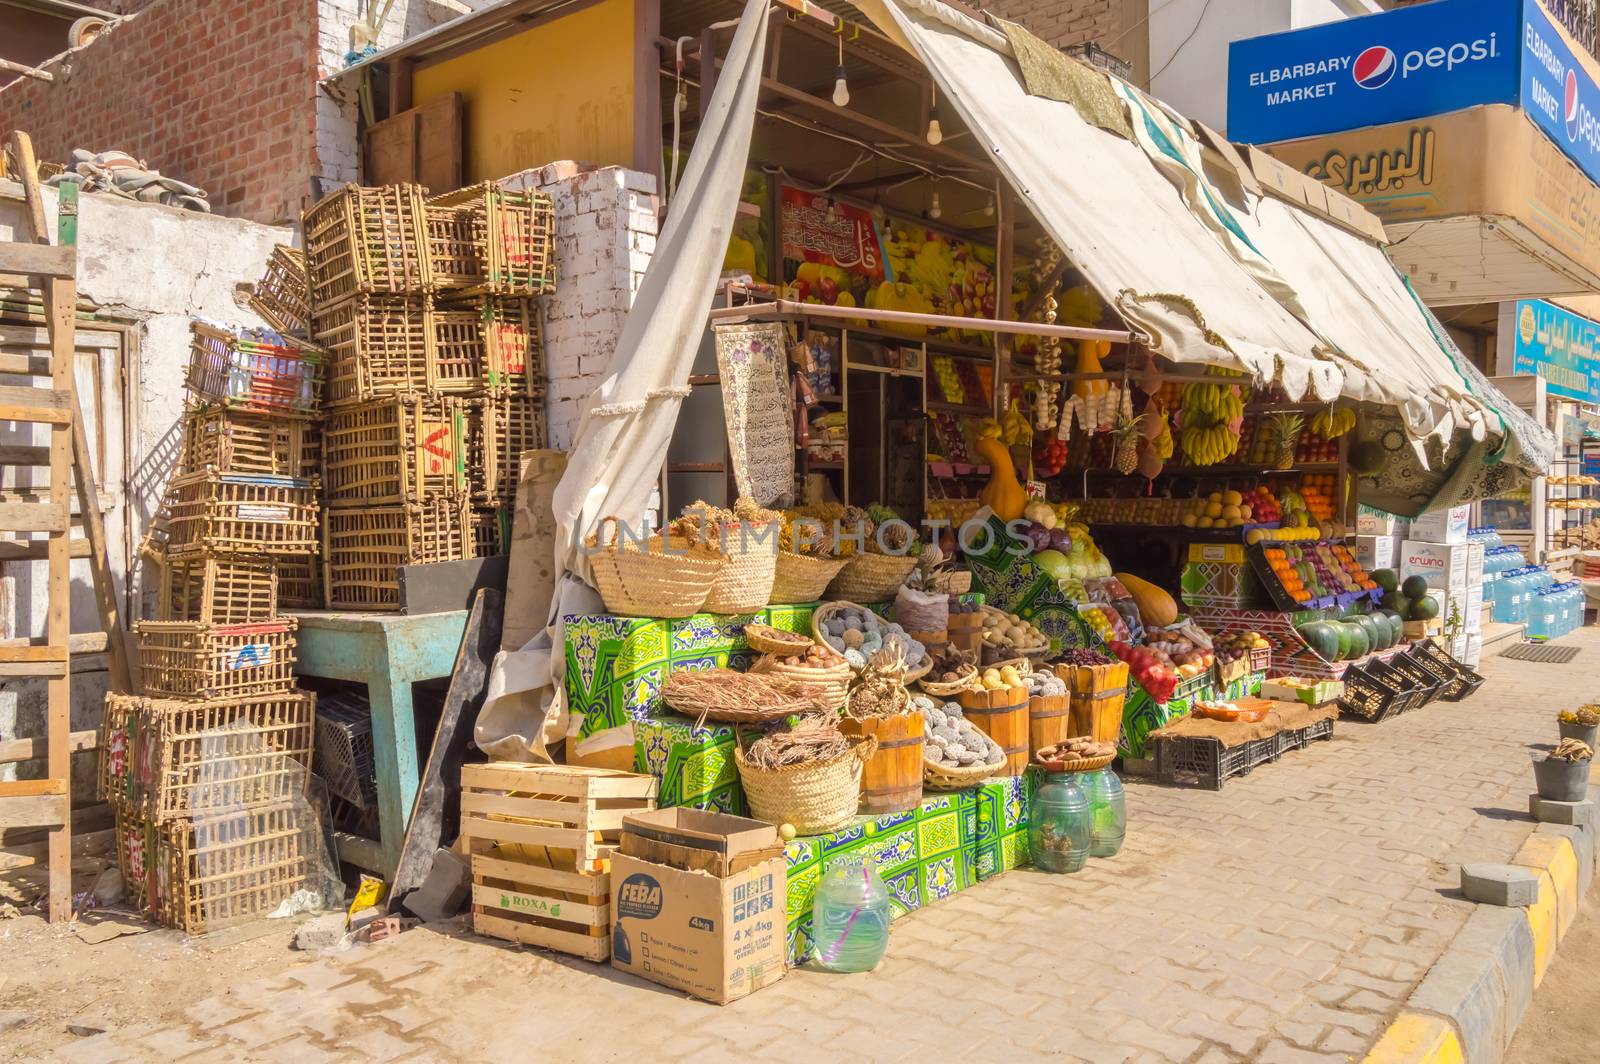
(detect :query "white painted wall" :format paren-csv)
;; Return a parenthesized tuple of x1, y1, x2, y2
(1148, 0, 1384, 133)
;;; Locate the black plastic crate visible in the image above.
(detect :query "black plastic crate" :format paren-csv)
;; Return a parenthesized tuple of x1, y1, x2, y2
(1338, 661, 1409, 721)
(313, 690, 376, 810)
(1384, 652, 1445, 707)
(1411, 639, 1487, 702)
(1155, 734, 1275, 790)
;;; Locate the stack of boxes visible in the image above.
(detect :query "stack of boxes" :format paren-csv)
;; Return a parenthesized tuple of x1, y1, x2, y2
(1398, 503, 1484, 667)
(108, 319, 324, 932)
(300, 182, 554, 608)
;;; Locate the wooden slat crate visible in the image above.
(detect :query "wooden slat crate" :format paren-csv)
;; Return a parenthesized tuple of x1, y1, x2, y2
(469, 506, 508, 557)
(186, 321, 324, 418)
(302, 183, 432, 306)
(157, 548, 278, 624)
(467, 393, 545, 505)
(276, 552, 323, 610)
(323, 394, 466, 506)
(426, 183, 555, 297)
(179, 406, 315, 478)
(434, 297, 544, 395)
(135, 619, 298, 698)
(247, 244, 315, 339)
(315, 294, 433, 405)
(425, 203, 483, 292)
(164, 472, 320, 556)
(117, 802, 319, 934)
(322, 497, 471, 610)
(99, 690, 315, 822)
(431, 307, 491, 394)
(460, 763, 657, 961)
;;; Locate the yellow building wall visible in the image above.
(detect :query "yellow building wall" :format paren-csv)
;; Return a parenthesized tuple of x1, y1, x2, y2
(412, 0, 636, 183)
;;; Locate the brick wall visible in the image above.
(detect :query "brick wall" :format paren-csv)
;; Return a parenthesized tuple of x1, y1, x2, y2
(983, 0, 1148, 82)
(500, 162, 659, 451)
(0, 0, 319, 225)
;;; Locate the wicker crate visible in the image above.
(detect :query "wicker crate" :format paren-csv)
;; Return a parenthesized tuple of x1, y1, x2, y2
(302, 183, 431, 306)
(431, 307, 491, 394)
(276, 553, 323, 610)
(247, 245, 315, 339)
(425, 203, 483, 291)
(136, 619, 298, 698)
(186, 321, 323, 418)
(323, 498, 471, 610)
(100, 690, 315, 822)
(434, 297, 544, 395)
(117, 802, 319, 934)
(470, 507, 508, 557)
(157, 549, 278, 624)
(324, 395, 466, 506)
(165, 472, 319, 556)
(315, 294, 433, 405)
(179, 407, 314, 478)
(467, 393, 545, 505)
(427, 183, 555, 297)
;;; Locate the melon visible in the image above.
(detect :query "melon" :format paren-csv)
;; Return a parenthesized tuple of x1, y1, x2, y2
(1116, 571, 1178, 628)
(1401, 575, 1430, 600)
(1372, 568, 1399, 594)
(1369, 612, 1398, 650)
(1352, 614, 1384, 652)
(1341, 621, 1370, 660)
(1296, 621, 1342, 662)
(1381, 590, 1410, 615)
(1377, 608, 1405, 634)
(1409, 594, 1440, 621)
(1333, 622, 1354, 660)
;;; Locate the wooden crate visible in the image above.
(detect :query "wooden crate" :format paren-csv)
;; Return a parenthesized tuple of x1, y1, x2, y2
(179, 406, 314, 478)
(157, 548, 277, 624)
(186, 321, 324, 418)
(426, 183, 555, 297)
(117, 802, 318, 934)
(247, 244, 315, 339)
(469, 506, 508, 557)
(460, 763, 656, 961)
(323, 394, 466, 506)
(135, 619, 298, 698)
(302, 183, 431, 307)
(431, 307, 491, 394)
(433, 298, 544, 396)
(467, 393, 545, 505)
(425, 203, 483, 292)
(322, 498, 470, 610)
(315, 294, 433, 405)
(164, 471, 320, 556)
(99, 690, 315, 822)
(276, 552, 322, 610)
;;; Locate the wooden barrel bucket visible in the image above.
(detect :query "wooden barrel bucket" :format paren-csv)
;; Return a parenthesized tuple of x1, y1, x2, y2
(947, 613, 983, 657)
(958, 687, 1029, 775)
(1028, 693, 1072, 759)
(1056, 661, 1130, 744)
(840, 710, 925, 814)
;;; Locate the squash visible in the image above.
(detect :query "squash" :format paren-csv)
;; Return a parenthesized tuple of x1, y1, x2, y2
(974, 436, 1026, 522)
(1115, 572, 1178, 628)
(1072, 338, 1109, 403)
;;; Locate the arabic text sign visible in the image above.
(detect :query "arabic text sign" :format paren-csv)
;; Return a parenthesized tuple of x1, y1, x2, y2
(1512, 299, 1600, 404)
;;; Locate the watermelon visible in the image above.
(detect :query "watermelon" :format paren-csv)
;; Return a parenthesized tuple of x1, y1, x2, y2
(1410, 594, 1440, 621)
(1381, 590, 1410, 615)
(1296, 621, 1342, 662)
(1401, 575, 1430, 600)
(1372, 568, 1399, 594)
(1377, 607, 1405, 631)
(1371, 612, 1398, 649)
(1352, 613, 1385, 651)
(1342, 621, 1370, 660)
(1333, 622, 1354, 660)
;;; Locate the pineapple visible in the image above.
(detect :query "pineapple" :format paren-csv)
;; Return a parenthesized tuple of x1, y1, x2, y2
(1111, 391, 1147, 475)
(1267, 412, 1303, 471)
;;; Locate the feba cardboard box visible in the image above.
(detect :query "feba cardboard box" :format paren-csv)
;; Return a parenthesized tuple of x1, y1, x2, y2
(1401, 540, 1481, 591)
(611, 809, 787, 1005)
(1354, 535, 1400, 573)
(1406, 505, 1470, 545)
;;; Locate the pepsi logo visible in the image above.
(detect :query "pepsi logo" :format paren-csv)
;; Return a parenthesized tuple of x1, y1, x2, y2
(1352, 45, 1396, 90)
(1567, 69, 1582, 141)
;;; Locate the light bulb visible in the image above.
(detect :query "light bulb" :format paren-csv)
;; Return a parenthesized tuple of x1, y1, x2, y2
(984, 194, 996, 218)
(871, 200, 886, 225)
(832, 65, 850, 107)
(926, 105, 943, 146)
(825, 198, 838, 223)
(928, 189, 942, 220)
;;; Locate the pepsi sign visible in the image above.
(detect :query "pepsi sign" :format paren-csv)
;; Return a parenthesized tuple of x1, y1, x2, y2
(1522, 0, 1600, 186)
(1353, 46, 1397, 91)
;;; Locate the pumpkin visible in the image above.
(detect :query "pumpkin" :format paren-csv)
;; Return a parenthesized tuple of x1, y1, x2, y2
(975, 436, 1026, 521)
(1115, 571, 1178, 628)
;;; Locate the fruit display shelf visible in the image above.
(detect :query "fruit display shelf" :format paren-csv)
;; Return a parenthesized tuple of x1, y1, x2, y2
(1247, 541, 1381, 613)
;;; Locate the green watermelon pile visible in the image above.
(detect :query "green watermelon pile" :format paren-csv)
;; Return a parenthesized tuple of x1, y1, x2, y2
(1295, 608, 1405, 663)
(1371, 570, 1439, 622)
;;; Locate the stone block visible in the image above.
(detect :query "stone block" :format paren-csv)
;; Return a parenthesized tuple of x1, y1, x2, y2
(402, 848, 469, 924)
(1407, 906, 1533, 1064)
(1460, 863, 1541, 907)
(1527, 793, 1596, 828)
(1533, 822, 1593, 900)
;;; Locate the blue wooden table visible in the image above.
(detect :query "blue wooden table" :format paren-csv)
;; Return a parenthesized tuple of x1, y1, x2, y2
(289, 609, 469, 878)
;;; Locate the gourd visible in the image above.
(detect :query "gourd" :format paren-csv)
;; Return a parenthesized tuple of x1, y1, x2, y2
(1115, 571, 1178, 628)
(975, 436, 1026, 521)
(1071, 339, 1112, 403)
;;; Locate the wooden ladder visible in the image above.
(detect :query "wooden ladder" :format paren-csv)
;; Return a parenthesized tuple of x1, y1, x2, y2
(0, 130, 116, 922)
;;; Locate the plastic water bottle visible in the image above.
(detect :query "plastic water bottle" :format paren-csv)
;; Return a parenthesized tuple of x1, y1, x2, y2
(1528, 588, 1551, 639)
(1493, 566, 1524, 623)
(1083, 768, 1126, 858)
(812, 858, 890, 972)
(1031, 774, 1092, 873)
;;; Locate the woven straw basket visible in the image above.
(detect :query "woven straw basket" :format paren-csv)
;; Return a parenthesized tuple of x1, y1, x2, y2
(749, 654, 852, 713)
(587, 517, 724, 618)
(770, 552, 847, 605)
(701, 520, 779, 614)
(736, 734, 877, 835)
(827, 553, 917, 603)
(927, 568, 973, 595)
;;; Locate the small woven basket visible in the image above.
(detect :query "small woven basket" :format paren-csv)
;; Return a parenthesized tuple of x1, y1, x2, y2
(1034, 749, 1116, 773)
(702, 520, 779, 614)
(735, 734, 876, 835)
(586, 517, 724, 618)
(827, 553, 917, 603)
(749, 654, 851, 713)
(918, 666, 981, 698)
(770, 552, 846, 605)
(922, 731, 1005, 792)
(742, 623, 813, 656)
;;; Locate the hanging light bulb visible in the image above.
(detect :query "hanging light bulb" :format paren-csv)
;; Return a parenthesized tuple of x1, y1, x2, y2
(825, 198, 838, 224)
(871, 198, 886, 226)
(984, 193, 996, 218)
(928, 186, 942, 220)
(926, 83, 943, 146)
(832, 35, 850, 107)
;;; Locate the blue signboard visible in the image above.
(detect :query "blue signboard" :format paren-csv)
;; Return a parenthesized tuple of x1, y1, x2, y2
(1227, 0, 1520, 143)
(1228, 0, 1600, 188)
(1510, 299, 1600, 404)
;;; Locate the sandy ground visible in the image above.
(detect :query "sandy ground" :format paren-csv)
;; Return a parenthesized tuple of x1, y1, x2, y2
(1504, 896, 1600, 1064)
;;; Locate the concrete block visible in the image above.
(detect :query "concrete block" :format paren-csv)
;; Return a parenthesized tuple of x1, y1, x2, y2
(1533, 823, 1593, 900)
(1460, 863, 1541, 907)
(403, 848, 469, 923)
(1514, 835, 1580, 938)
(292, 912, 348, 951)
(1527, 793, 1597, 828)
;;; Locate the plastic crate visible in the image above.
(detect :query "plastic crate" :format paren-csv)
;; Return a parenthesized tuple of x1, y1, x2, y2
(313, 690, 376, 810)
(157, 549, 278, 624)
(164, 472, 320, 556)
(135, 619, 298, 698)
(1155, 734, 1276, 790)
(1384, 651, 1445, 707)
(323, 498, 471, 610)
(323, 394, 466, 506)
(314, 294, 433, 405)
(185, 321, 323, 418)
(247, 245, 315, 339)
(1336, 661, 1408, 721)
(1410, 638, 1487, 702)
(302, 183, 431, 306)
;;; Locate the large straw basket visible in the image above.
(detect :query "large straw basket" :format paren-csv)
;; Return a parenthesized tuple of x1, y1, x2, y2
(587, 517, 724, 619)
(735, 734, 876, 835)
(926, 568, 973, 595)
(701, 520, 779, 614)
(827, 552, 917, 603)
(770, 552, 846, 604)
(749, 654, 851, 712)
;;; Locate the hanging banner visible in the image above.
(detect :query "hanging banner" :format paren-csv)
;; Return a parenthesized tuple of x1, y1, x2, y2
(777, 185, 887, 307)
(1509, 298, 1600, 404)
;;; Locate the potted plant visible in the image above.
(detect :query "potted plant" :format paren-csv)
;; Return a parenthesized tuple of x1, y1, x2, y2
(1533, 738, 1594, 803)
(1558, 706, 1600, 749)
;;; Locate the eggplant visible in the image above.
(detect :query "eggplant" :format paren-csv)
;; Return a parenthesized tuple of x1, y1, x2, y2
(1026, 523, 1054, 552)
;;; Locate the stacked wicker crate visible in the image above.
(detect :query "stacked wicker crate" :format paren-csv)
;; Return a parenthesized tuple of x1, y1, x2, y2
(108, 317, 324, 933)
(301, 182, 554, 609)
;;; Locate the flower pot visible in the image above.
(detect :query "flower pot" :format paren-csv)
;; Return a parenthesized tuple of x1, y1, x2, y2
(1558, 721, 1599, 749)
(1533, 754, 1593, 802)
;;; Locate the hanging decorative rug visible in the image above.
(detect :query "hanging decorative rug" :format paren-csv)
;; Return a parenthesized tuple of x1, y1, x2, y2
(714, 321, 794, 506)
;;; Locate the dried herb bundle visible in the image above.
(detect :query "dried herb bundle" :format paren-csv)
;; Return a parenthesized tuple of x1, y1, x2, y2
(845, 645, 911, 719)
(1551, 738, 1594, 763)
(744, 714, 848, 770)
(660, 668, 826, 726)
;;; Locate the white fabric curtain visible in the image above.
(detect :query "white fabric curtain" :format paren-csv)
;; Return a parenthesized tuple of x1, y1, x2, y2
(475, 0, 772, 761)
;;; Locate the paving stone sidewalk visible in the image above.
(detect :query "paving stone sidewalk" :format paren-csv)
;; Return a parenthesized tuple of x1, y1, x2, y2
(49, 632, 1599, 1064)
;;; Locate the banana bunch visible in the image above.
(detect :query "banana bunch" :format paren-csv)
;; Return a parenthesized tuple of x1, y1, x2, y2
(1312, 407, 1356, 438)
(1178, 382, 1243, 466)
(1180, 422, 1239, 466)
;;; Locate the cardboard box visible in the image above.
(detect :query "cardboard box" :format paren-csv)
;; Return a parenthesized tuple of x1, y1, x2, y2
(1259, 677, 1345, 706)
(1463, 584, 1485, 633)
(1465, 541, 1485, 586)
(1449, 634, 1470, 662)
(1401, 541, 1481, 591)
(611, 811, 787, 1005)
(1461, 634, 1483, 668)
(1406, 505, 1470, 545)
(1356, 504, 1408, 536)
(1354, 535, 1401, 573)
